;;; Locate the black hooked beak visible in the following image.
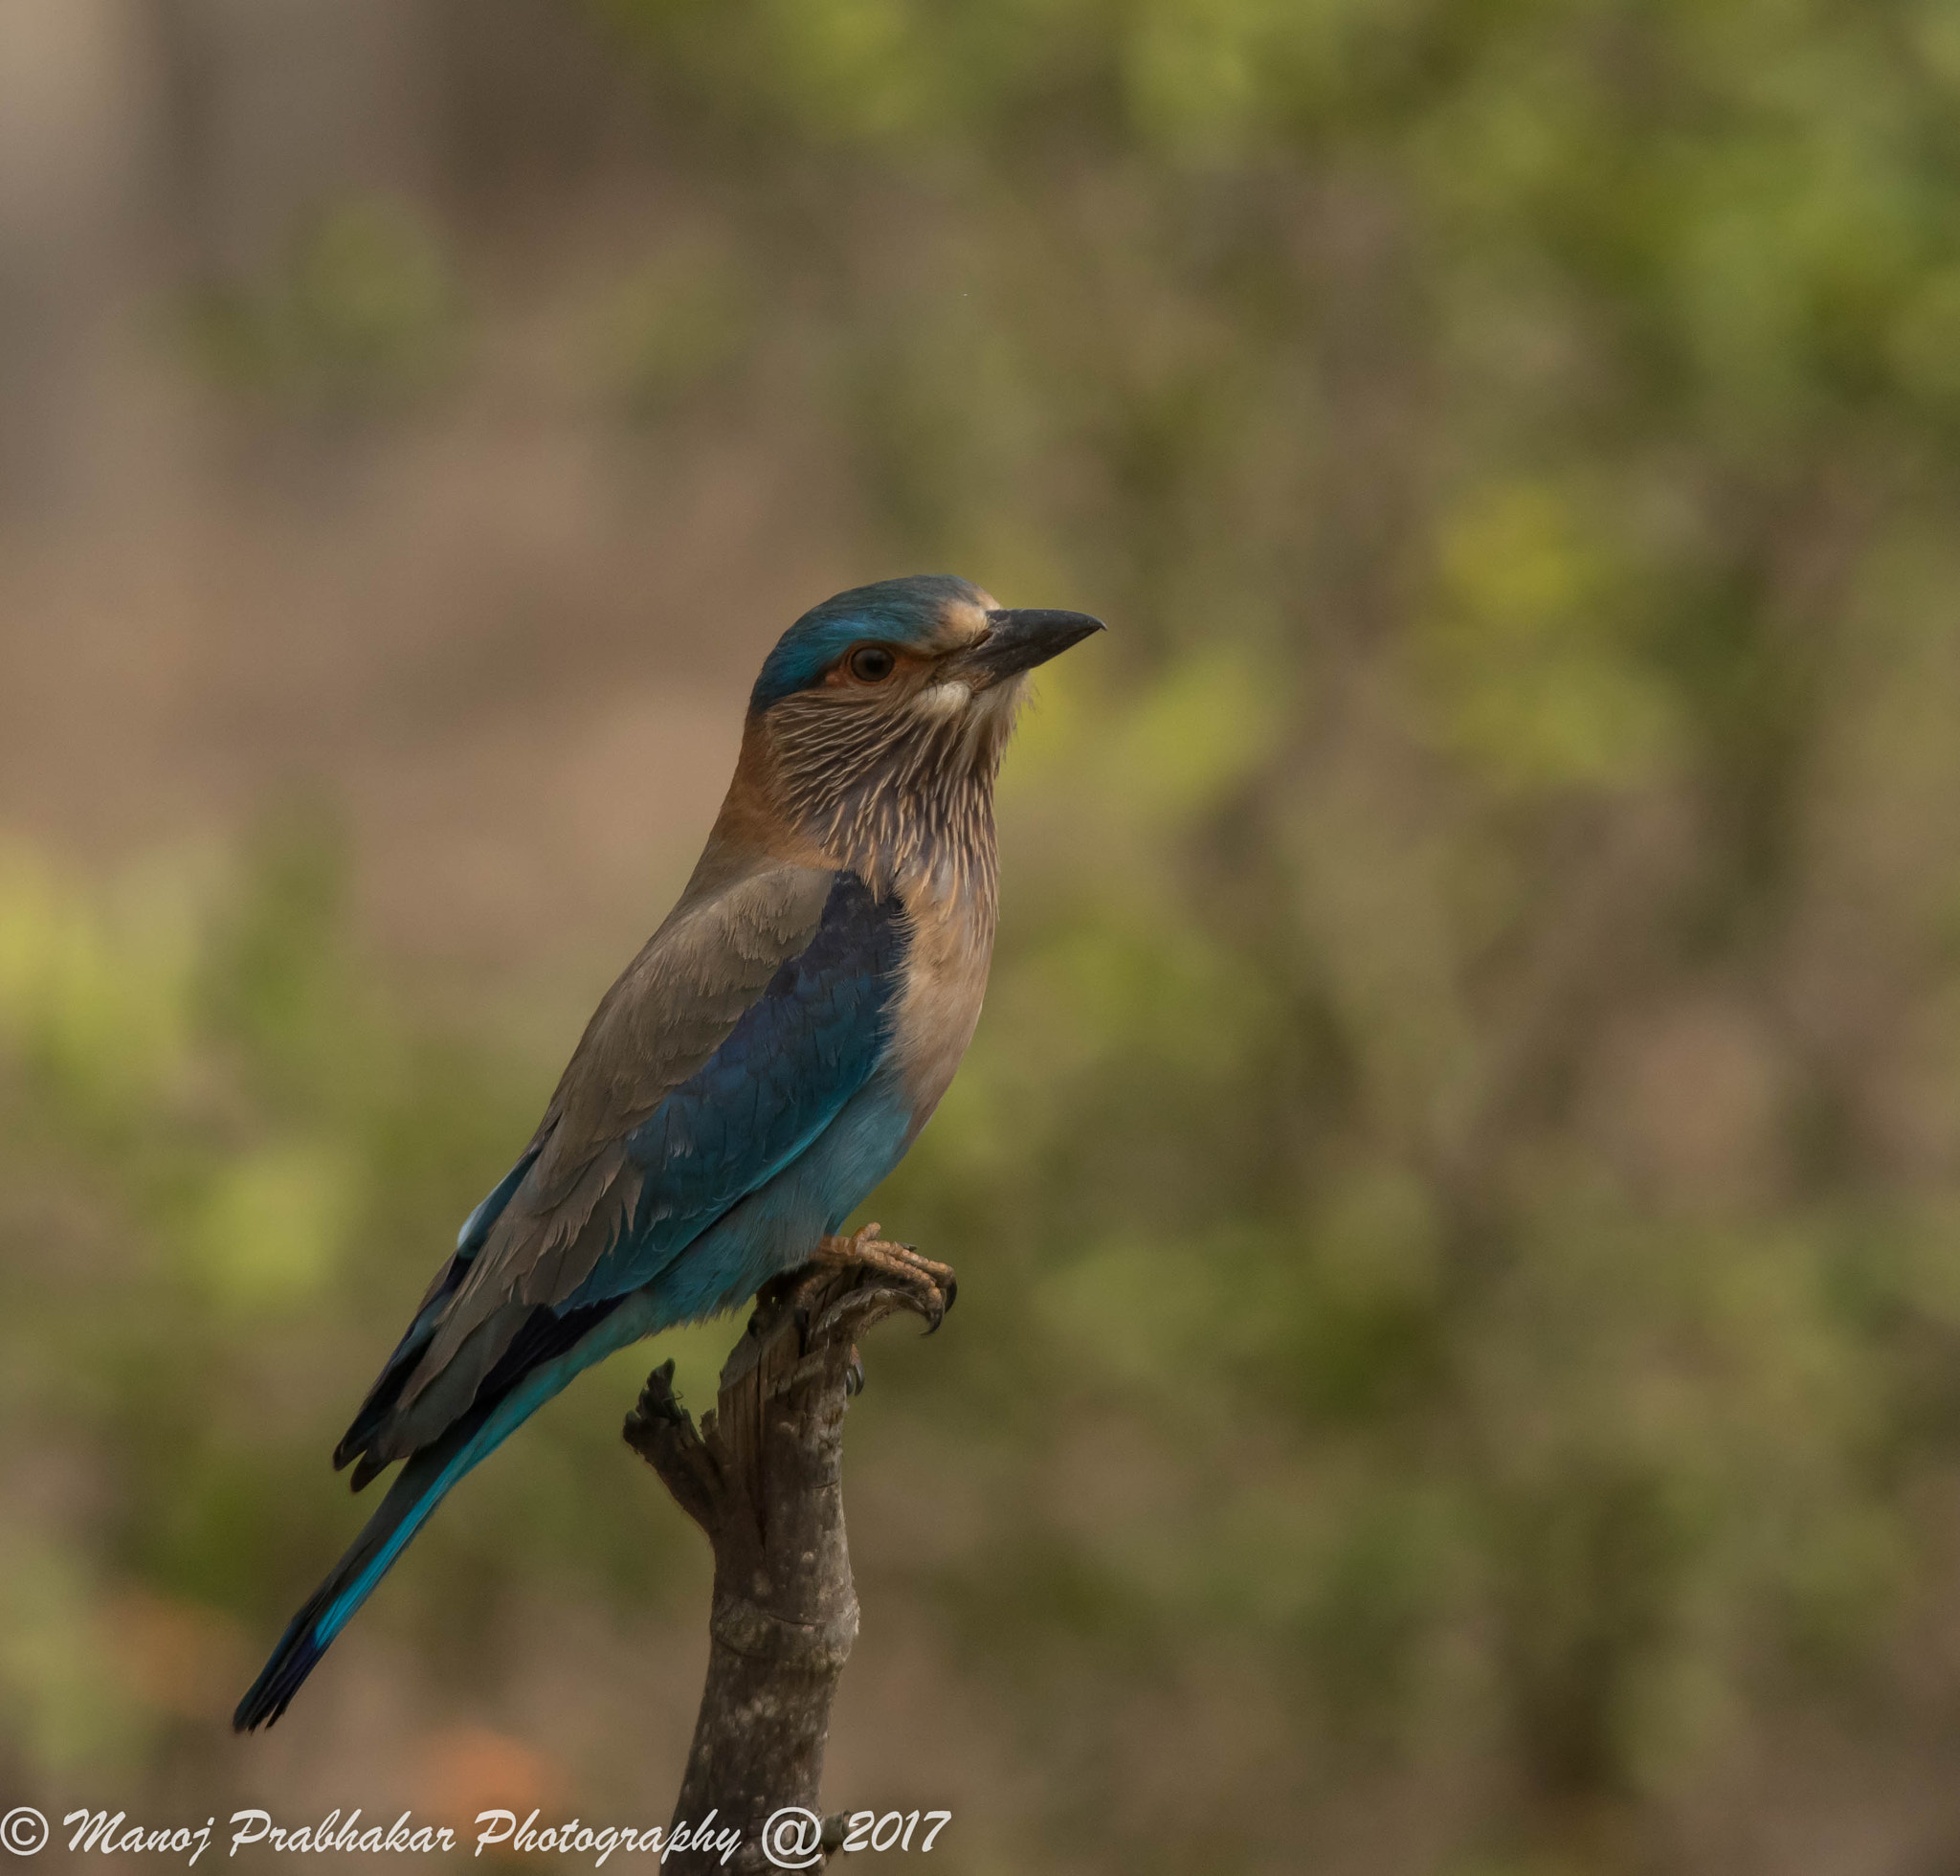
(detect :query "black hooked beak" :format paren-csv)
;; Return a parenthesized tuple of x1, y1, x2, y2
(959, 609, 1106, 686)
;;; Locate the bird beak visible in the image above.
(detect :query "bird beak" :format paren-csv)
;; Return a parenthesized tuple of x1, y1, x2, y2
(957, 609, 1106, 687)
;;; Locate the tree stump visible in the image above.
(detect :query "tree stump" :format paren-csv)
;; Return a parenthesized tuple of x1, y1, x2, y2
(623, 1250, 952, 1874)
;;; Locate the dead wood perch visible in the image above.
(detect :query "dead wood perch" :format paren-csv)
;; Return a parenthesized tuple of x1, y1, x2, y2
(623, 1230, 956, 1875)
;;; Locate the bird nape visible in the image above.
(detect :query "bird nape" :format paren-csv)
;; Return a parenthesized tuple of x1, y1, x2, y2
(234, 574, 1102, 1731)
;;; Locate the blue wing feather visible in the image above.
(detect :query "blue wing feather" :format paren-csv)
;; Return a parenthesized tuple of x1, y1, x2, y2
(567, 874, 906, 1306)
(333, 1141, 546, 1471)
(245, 871, 912, 1727)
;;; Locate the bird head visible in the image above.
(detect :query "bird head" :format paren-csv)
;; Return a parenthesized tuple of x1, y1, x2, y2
(740, 574, 1102, 886)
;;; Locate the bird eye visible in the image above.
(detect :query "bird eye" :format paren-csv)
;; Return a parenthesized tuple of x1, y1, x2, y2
(848, 645, 897, 683)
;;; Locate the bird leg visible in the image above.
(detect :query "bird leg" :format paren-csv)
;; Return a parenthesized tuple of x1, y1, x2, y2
(789, 1221, 958, 1338)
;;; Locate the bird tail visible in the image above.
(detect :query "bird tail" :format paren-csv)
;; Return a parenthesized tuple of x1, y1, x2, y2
(236, 1290, 650, 1731)
(233, 1412, 491, 1731)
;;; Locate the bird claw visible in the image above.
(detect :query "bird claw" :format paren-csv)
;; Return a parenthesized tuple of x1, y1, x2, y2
(787, 1223, 959, 1352)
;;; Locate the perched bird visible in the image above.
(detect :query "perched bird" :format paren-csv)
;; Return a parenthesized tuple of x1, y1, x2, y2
(234, 574, 1102, 1730)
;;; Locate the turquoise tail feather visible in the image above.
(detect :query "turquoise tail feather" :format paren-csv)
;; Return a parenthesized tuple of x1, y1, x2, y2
(234, 1290, 663, 1731)
(235, 1408, 501, 1730)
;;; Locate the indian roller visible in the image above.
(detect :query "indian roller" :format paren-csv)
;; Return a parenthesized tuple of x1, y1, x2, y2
(234, 575, 1102, 1730)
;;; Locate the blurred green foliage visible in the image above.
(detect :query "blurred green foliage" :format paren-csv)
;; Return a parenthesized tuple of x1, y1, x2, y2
(187, 200, 463, 408)
(11, 2, 1960, 1872)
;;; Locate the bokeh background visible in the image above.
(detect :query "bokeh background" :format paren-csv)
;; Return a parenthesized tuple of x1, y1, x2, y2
(7, 2, 1960, 1870)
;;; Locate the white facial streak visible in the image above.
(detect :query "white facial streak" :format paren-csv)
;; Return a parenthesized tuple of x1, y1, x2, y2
(916, 680, 972, 720)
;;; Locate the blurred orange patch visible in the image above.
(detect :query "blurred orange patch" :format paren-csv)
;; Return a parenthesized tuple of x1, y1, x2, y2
(103, 1587, 252, 1720)
(418, 1724, 564, 1827)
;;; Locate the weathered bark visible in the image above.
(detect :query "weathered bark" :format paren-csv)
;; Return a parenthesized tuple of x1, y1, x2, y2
(624, 1256, 950, 1875)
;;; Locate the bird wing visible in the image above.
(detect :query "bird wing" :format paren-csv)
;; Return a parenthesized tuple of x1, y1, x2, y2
(334, 861, 909, 1480)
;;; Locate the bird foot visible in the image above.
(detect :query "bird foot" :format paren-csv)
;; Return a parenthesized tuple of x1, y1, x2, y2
(790, 1222, 959, 1340)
